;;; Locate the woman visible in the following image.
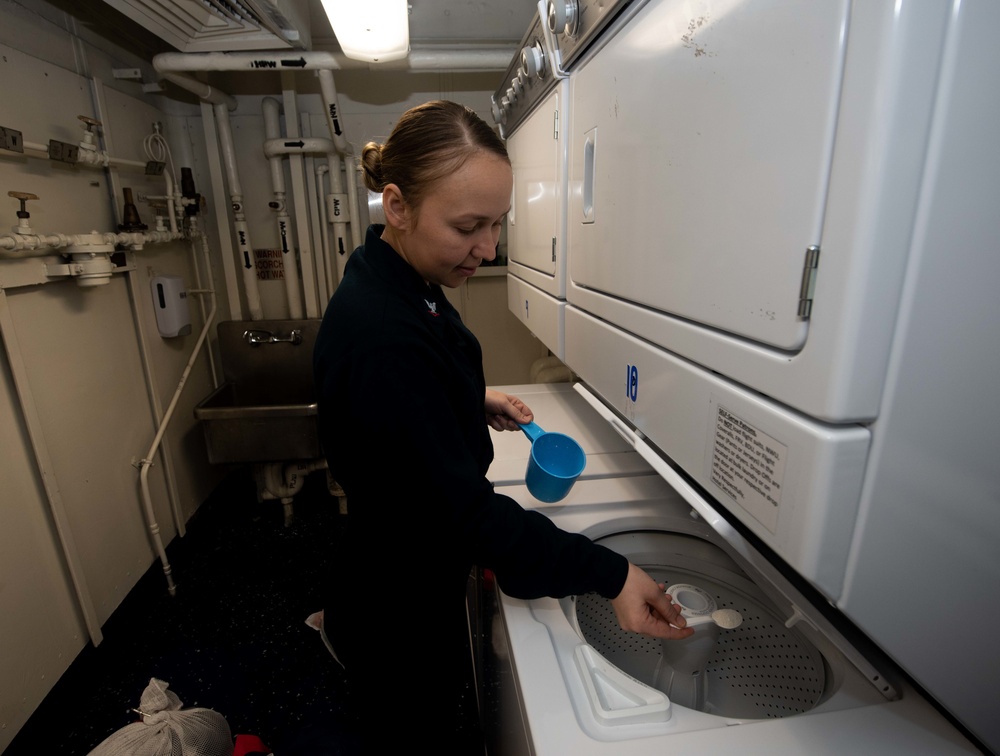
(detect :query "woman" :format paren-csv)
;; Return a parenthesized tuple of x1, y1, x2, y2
(313, 100, 691, 750)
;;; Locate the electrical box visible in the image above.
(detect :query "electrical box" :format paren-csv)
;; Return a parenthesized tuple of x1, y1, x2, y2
(151, 274, 191, 338)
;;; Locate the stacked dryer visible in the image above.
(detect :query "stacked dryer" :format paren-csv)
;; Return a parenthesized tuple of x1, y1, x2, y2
(491, 6, 570, 359)
(484, 0, 998, 754)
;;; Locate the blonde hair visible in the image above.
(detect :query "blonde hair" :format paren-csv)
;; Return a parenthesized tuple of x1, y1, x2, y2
(361, 100, 509, 212)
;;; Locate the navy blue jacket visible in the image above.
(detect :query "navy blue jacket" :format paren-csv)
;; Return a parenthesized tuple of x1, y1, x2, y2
(313, 226, 628, 669)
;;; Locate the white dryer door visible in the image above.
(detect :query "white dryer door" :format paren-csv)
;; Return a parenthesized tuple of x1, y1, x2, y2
(568, 0, 850, 350)
(507, 84, 567, 296)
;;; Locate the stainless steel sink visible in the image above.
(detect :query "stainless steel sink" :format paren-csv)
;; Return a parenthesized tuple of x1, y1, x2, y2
(194, 319, 323, 464)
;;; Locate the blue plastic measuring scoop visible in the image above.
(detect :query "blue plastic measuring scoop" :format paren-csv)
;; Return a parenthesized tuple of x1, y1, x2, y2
(519, 421, 587, 503)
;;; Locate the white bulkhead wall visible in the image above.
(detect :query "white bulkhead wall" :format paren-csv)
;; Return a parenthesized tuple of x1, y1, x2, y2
(0, 4, 222, 748)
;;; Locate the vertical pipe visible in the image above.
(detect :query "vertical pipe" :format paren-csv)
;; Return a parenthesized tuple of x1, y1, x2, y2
(302, 114, 329, 306)
(138, 225, 218, 597)
(0, 290, 103, 646)
(163, 170, 179, 234)
(214, 101, 264, 321)
(281, 75, 319, 318)
(316, 164, 335, 298)
(90, 76, 186, 538)
(345, 154, 363, 250)
(316, 69, 352, 156)
(200, 101, 243, 322)
(327, 152, 351, 284)
(262, 97, 304, 319)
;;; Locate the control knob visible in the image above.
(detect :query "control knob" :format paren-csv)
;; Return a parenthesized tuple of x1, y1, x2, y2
(520, 42, 546, 79)
(547, 0, 580, 37)
(490, 99, 506, 126)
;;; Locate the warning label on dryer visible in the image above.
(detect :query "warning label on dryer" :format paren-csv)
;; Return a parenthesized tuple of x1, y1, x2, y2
(710, 405, 786, 533)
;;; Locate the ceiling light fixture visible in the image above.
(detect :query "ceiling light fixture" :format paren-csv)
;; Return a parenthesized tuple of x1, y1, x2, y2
(321, 0, 410, 63)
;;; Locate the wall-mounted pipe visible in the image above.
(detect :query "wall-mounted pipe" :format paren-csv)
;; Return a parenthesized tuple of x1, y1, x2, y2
(326, 152, 351, 286)
(152, 48, 514, 75)
(261, 97, 304, 319)
(301, 115, 329, 307)
(157, 71, 237, 110)
(344, 155, 363, 251)
(280, 80, 319, 318)
(315, 70, 352, 157)
(316, 163, 334, 297)
(0, 229, 185, 254)
(213, 101, 264, 321)
(138, 221, 218, 596)
(262, 137, 338, 157)
(12, 139, 149, 171)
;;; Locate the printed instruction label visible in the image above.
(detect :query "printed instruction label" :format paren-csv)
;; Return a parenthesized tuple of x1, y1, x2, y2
(710, 405, 786, 533)
(254, 248, 285, 280)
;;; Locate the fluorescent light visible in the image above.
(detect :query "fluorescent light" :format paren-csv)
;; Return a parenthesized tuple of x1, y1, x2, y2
(321, 0, 410, 63)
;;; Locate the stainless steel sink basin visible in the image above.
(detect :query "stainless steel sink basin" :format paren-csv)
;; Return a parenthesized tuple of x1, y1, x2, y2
(194, 319, 323, 464)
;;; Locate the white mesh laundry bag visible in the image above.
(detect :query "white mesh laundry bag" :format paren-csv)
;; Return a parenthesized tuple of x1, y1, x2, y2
(87, 678, 233, 756)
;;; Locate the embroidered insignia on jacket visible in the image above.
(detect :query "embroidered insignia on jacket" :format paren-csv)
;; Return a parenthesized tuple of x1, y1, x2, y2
(424, 299, 439, 317)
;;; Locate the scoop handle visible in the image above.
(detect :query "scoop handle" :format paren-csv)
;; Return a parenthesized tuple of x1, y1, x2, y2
(519, 421, 546, 442)
(682, 614, 715, 628)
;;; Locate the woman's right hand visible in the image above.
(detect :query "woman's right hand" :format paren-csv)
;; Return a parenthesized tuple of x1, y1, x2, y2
(610, 563, 695, 640)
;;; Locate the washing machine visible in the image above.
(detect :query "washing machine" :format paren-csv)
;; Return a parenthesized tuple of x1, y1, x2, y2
(490, 0, 999, 751)
(474, 383, 977, 755)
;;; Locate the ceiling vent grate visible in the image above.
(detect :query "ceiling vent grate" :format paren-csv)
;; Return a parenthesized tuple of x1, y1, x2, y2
(100, 0, 310, 52)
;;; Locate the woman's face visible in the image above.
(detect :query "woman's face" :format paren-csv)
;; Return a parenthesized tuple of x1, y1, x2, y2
(383, 151, 513, 288)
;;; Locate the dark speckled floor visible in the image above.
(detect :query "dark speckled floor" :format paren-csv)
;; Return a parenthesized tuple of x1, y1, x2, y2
(5, 469, 359, 756)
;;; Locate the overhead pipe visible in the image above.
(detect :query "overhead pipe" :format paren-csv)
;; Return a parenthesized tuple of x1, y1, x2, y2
(152, 48, 514, 75)
(261, 97, 305, 319)
(214, 100, 265, 320)
(156, 71, 237, 110)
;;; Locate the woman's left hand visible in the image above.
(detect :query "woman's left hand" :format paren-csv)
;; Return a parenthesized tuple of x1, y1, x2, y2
(485, 389, 533, 432)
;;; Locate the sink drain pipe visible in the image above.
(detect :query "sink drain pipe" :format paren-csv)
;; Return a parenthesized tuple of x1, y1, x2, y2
(255, 458, 329, 526)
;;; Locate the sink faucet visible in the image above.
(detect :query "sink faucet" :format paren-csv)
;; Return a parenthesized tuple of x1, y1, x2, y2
(243, 328, 303, 346)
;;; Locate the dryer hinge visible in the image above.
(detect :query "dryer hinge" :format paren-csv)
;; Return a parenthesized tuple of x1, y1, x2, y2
(797, 245, 820, 319)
